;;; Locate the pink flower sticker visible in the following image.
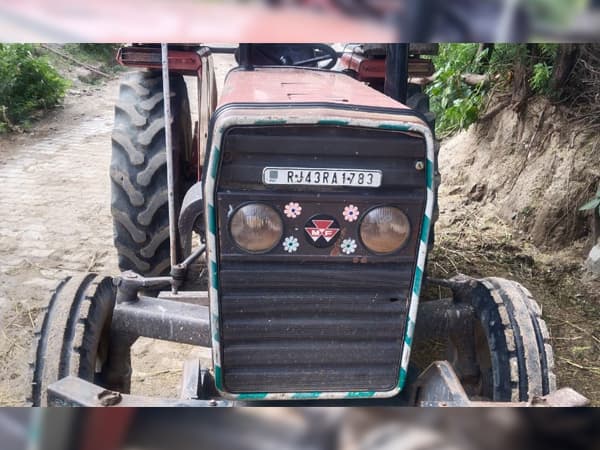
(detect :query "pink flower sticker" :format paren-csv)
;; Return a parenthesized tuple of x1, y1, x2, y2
(284, 202, 302, 219)
(342, 204, 360, 222)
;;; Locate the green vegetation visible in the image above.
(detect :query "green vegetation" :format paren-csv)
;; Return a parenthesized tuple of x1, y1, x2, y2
(0, 44, 69, 132)
(425, 43, 565, 137)
(62, 44, 121, 71)
(426, 44, 485, 137)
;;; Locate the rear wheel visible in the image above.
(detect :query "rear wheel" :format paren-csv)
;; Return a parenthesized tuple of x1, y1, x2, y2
(111, 71, 193, 276)
(29, 273, 122, 406)
(453, 277, 557, 402)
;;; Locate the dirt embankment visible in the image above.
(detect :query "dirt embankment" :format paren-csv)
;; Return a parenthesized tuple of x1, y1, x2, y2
(441, 96, 599, 251)
(431, 96, 600, 404)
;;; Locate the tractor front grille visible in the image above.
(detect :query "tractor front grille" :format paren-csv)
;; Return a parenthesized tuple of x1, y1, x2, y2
(214, 125, 427, 394)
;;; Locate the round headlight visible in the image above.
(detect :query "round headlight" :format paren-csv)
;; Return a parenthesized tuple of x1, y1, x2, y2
(359, 206, 410, 254)
(230, 203, 283, 253)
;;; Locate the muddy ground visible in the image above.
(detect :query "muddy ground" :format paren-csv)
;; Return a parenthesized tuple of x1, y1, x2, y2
(0, 53, 598, 406)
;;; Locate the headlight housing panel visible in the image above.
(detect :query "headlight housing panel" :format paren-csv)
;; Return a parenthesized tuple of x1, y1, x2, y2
(359, 206, 411, 255)
(229, 203, 284, 253)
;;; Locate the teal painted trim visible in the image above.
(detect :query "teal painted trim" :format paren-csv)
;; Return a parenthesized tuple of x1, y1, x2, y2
(318, 119, 350, 126)
(413, 266, 423, 296)
(405, 331, 413, 347)
(238, 392, 269, 400)
(378, 123, 410, 131)
(210, 146, 220, 179)
(254, 119, 287, 125)
(426, 159, 434, 190)
(346, 391, 376, 399)
(210, 260, 219, 290)
(212, 314, 220, 342)
(398, 367, 408, 389)
(208, 204, 217, 235)
(291, 392, 321, 400)
(420, 215, 431, 244)
(214, 365, 223, 390)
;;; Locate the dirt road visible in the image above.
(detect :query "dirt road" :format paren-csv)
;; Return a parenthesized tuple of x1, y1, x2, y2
(0, 55, 236, 405)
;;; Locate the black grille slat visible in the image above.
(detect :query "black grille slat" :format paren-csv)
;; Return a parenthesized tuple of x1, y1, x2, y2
(216, 124, 426, 393)
(223, 341, 401, 367)
(219, 263, 413, 291)
(222, 318, 404, 341)
(224, 366, 398, 392)
(221, 293, 407, 316)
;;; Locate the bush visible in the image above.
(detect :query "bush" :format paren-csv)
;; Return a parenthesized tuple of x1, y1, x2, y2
(426, 43, 561, 137)
(0, 44, 69, 131)
(426, 44, 487, 137)
(64, 44, 120, 68)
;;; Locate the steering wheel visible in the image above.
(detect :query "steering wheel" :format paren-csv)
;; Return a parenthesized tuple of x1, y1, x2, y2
(236, 44, 338, 70)
(290, 44, 338, 70)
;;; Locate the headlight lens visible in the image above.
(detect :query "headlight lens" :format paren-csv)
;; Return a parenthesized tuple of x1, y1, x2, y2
(359, 206, 410, 254)
(230, 203, 283, 253)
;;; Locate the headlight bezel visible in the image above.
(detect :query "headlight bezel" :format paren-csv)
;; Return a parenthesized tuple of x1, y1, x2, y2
(228, 202, 284, 254)
(358, 204, 412, 255)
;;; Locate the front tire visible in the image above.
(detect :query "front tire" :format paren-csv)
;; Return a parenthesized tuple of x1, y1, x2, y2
(29, 273, 119, 406)
(455, 277, 557, 402)
(111, 71, 192, 276)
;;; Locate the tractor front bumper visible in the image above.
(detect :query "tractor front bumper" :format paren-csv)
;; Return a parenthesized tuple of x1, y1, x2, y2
(46, 362, 588, 407)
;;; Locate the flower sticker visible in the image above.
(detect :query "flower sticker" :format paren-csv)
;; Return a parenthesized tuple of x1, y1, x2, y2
(341, 238, 357, 255)
(283, 236, 300, 253)
(342, 204, 360, 222)
(284, 202, 302, 219)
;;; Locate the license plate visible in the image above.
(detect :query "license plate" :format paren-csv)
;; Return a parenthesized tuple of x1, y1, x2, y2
(263, 167, 382, 188)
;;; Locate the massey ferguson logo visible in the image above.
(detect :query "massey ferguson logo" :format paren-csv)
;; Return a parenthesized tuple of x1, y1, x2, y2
(304, 215, 340, 248)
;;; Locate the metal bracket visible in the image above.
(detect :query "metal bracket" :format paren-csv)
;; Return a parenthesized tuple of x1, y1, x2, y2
(411, 361, 590, 407)
(48, 376, 231, 407)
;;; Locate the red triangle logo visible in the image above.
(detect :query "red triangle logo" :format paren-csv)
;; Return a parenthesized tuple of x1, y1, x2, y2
(305, 219, 340, 243)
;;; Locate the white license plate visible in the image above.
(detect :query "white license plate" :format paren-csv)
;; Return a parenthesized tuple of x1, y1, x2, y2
(263, 167, 382, 188)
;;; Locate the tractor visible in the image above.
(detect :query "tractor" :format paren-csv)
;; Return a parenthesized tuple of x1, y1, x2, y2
(29, 43, 587, 406)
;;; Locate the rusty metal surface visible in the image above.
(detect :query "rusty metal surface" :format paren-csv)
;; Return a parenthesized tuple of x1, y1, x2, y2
(48, 376, 231, 407)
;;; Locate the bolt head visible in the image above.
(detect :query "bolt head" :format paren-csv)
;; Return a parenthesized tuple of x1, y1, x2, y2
(415, 161, 425, 171)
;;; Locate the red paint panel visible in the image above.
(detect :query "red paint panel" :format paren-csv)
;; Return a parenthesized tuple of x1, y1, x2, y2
(117, 47, 202, 76)
(219, 67, 410, 109)
(340, 53, 386, 81)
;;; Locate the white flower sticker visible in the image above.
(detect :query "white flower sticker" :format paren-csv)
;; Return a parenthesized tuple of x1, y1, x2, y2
(284, 202, 302, 219)
(341, 238, 357, 255)
(342, 204, 360, 222)
(283, 236, 300, 253)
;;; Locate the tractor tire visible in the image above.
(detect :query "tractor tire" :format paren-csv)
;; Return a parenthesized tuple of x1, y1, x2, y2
(29, 273, 119, 406)
(467, 277, 557, 402)
(111, 71, 193, 276)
